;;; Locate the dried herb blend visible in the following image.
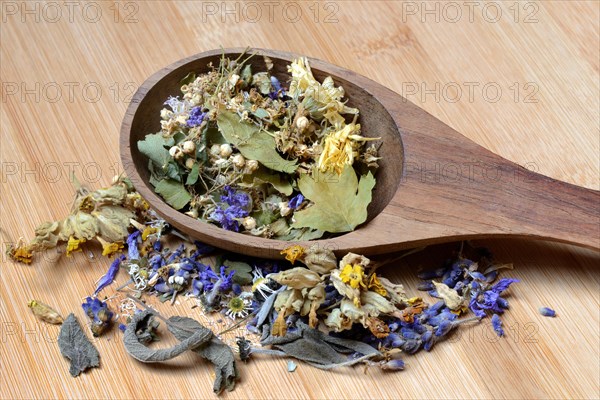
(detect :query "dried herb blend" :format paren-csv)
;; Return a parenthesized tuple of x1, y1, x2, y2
(138, 52, 381, 239)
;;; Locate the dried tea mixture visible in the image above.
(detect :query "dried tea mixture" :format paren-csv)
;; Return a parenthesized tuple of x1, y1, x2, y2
(137, 52, 380, 239)
(8, 52, 553, 396)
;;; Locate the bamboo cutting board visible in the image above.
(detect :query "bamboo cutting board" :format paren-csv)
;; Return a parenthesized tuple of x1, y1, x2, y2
(1, 1, 598, 399)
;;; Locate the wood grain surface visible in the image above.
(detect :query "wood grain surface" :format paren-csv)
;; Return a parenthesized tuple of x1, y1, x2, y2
(1, 1, 599, 399)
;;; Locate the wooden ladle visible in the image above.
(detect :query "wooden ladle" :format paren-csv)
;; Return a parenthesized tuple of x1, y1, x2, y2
(120, 48, 600, 259)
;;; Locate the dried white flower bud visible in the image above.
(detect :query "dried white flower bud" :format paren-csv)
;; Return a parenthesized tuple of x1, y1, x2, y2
(182, 140, 196, 154)
(215, 174, 228, 185)
(169, 146, 184, 160)
(220, 143, 233, 157)
(296, 116, 309, 132)
(160, 108, 173, 119)
(185, 158, 195, 169)
(232, 154, 246, 168)
(245, 159, 259, 173)
(210, 144, 221, 157)
(229, 73, 240, 87)
(242, 216, 256, 230)
(279, 201, 292, 217)
(214, 158, 229, 168)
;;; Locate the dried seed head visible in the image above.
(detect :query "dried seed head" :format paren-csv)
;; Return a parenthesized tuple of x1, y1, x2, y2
(279, 202, 292, 217)
(242, 216, 256, 230)
(210, 144, 221, 157)
(296, 116, 309, 132)
(220, 143, 233, 157)
(169, 146, 184, 160)
(245, 159, 259, 173)
(182, 140, 196, 154)
(232, 154, 246, 168)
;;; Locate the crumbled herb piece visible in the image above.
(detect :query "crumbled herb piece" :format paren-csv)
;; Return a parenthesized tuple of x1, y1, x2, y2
(58, 314, 100, 377)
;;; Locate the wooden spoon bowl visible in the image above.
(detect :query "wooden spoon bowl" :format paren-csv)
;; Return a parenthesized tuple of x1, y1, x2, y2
(121, 48, 599, 258)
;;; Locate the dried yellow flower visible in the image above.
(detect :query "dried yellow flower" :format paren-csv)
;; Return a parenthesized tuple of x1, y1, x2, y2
(101, 241, 124, 257)
(280, 245, 305, 264)
(141, 227, 158, 241)
(317, 122, 378, 175)
(367, 273, 387, 297)
(66, 236, 86, 257)
(365, 317, 390, 339)
(8, 243, 33, 264)
(330, 268, 361, 306)
(339, 264, 367, 290)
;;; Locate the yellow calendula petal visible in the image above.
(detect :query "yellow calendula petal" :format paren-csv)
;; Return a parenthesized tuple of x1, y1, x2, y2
(8, 244, 33, 264)
(280, 245, 305, 264)
(66, 236, 85, 257)
(271, 310, 288, 337)
(317, 122, 379, 175)
(339, 264, 367, 290)
(102, 241, 124, 257)
(141, 227, 158, 241)
(368, 273, 387, 297)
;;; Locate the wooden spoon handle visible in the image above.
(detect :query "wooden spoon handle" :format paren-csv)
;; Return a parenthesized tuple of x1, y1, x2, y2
(322, 97, 600, 254)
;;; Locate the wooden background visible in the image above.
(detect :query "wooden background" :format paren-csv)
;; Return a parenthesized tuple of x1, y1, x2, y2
(1, 1, 598, 398)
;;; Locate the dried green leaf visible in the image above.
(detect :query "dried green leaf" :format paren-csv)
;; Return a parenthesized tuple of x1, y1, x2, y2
(222, 260, 253, 285)
(137, 133, 173, 167)
(292, 167, 376, 233)
(186, 163, 200, 186)
(240, 166, 293, 196)
(260, 321, 380, 369)
(58, 314, 100, 377)
(217, 109, 297, 174)
(154, 179, 192, 210)
(253, 108, 270, 119)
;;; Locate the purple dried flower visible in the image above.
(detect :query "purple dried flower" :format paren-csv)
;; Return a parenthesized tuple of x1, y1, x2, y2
(186, 106, 206, 127)
(270, 76, 282, 92)
(380, 359, 405, 371)
(491, 314, 504, 336)
(539, 307, 556, 317)
(126, 231, 141, 260)
(288, 194, 304, 210)
(417, 281, 434, 291)
(491, 278, 519, 293)
(94, 254, 125, 296)
(422, 330, 434, 351)
(82, 297, 113, 336)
